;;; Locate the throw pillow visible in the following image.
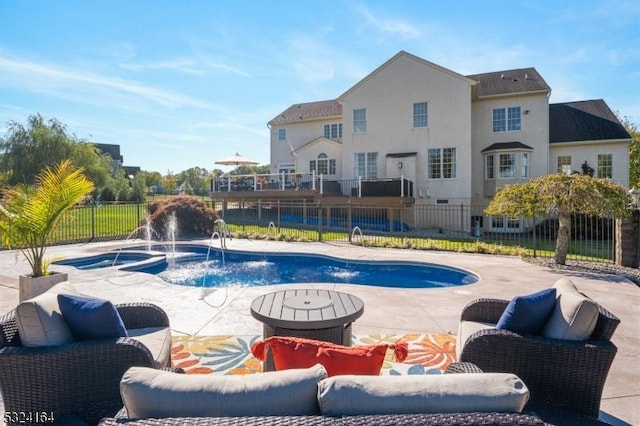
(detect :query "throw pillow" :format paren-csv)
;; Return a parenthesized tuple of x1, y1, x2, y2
(15, 281, 76, 347)
(317, 373, 530, 416)
(120, 364, 327, 418)
(251, 336, 408, 377)
(542, 278, 599, 341)
(496, 288, 556, 335)
(57, 293, 128, 340)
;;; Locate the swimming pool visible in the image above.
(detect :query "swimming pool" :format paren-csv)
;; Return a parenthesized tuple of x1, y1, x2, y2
(55, 244, 478, 289)
(121, 245, 478, 289)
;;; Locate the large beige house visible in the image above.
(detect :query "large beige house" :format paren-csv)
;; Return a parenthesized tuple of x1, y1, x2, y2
(268, 51, 631, 214)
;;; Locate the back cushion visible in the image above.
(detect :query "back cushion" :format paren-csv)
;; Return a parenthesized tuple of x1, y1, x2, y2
(251, 336, 408, 377)
(15, 281, 76, 347)
(317, 373, 530, 416)
(120, 364, 327, 418)
(496, 288, 556, 335)
(542, 278, 599, 341)
(57, 293, 128, 340)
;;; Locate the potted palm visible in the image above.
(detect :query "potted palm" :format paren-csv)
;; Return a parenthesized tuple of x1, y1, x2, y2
(0, 160, 94, 301)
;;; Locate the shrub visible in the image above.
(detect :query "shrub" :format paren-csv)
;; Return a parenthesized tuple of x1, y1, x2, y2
(146, 195, 218, 239)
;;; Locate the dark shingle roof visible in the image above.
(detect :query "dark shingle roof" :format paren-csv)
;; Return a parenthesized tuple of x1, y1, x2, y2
(269, 100, 342, 125)
(466, 68, 550, 98)
(94, 143, 123, 162)
(481, 142, 534, 152)
(549, 99, 631, 143)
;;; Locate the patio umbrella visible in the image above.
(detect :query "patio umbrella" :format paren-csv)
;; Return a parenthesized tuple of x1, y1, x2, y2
(215, 152, 259, 171)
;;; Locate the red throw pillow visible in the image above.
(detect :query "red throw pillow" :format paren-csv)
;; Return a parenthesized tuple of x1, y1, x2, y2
(251, 336, 408, 377)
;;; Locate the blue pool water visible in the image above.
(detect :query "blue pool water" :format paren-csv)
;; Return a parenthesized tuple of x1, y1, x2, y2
(128, 245, 477, 289)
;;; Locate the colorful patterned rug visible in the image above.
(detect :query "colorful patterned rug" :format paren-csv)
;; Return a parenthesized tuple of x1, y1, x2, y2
(171, 333, 457, 376)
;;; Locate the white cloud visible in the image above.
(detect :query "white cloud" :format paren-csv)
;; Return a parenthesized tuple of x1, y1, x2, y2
(120, 59, 205, 75)
(0, 55, 214, 111)
(352, 4, 422, 40)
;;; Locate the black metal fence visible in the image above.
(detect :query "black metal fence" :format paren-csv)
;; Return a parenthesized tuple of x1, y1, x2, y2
(1, 199, 617, 263)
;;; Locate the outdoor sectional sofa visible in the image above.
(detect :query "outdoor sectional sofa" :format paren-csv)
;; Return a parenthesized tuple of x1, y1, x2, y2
(98, 362, 548, 426)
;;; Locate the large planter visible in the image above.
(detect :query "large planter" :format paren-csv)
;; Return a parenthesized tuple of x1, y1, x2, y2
(19, 272, 69, 302)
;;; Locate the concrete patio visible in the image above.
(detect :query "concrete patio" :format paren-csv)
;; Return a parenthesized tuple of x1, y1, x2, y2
(0, 239, 638, 425)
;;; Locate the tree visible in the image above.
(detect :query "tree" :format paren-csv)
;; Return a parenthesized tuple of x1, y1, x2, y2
(178, 167, 208, 195)
(130, 174, 147, 202)
(0, 160, 94, 277)
(161, 171, 178, 195)
(70, 142, 113, 188)
(485, 173, 630, 265)
(618, 115, 639, 188)
(0, 114, 74, 184)
(0, 114, 113, 190)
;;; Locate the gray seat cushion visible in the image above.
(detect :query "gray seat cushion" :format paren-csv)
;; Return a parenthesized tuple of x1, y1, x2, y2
(127, 326, 172, 368)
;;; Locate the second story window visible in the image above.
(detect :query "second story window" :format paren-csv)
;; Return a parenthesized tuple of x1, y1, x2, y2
(278, 128, 286, 140)
(413, 102, 428, 128)
(323, 123, 343, 139)
(353, 109, 367, 133)
(493, 107, 521, 132)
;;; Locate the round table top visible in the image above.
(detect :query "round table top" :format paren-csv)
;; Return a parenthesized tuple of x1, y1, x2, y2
(250, 289, 364, 330)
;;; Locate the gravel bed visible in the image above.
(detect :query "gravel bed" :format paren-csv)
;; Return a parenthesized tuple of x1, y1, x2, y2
(523, 257, 640, 285)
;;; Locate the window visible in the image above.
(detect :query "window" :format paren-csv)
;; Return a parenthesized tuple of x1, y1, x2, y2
(491, 216, 521, 231)
(353, 109, 367, 133)
(485, 155, 495, 179)
(557, 156, 572, 174)
(520, 153, 529, 178)
(354, 152, 377, 178)
(493, 107, 521, 132)
(492, 151, 530, 179)
(428, 148, 456, 179)
(413, 102, 428, 128)
(597, 154, 612, 178)
(310, 153, 336, 175)
(278, 128, 286, 140)
(498, 153, 516, 178)
(323, 123, 343, 139)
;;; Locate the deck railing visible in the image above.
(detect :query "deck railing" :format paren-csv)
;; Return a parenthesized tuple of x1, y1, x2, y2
(211, 172, 413, 197)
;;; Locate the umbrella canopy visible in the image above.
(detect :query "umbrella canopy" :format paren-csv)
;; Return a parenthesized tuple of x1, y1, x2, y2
(215, 152, 259, 167)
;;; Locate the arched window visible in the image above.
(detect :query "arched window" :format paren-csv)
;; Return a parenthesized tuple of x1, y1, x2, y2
(310, 153, 336, 175)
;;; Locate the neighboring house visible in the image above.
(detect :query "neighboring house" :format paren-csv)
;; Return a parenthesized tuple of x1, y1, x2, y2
(94, 143, 142, 178)
(264, 51, 630, 231)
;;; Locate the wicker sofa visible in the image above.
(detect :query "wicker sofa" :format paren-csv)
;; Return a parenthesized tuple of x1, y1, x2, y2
(0, 294, 172, 425)
(457, 279, 620, 423)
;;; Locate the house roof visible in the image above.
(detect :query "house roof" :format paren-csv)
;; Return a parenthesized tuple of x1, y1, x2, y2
(338, 51, 477, 101)
(549, 99, 631, 143)
(481, 142, 534, 152)
(94, 143, 123, 162)
(268, 100, 342, 125)
(292, 137, 342, 154)
(466, 67, 550, 98)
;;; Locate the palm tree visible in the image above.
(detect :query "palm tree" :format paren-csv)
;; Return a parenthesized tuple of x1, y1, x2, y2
(0, 160, 94, 277)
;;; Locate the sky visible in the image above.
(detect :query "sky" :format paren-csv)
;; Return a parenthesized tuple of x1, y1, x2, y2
(0, 1, 638, 174)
